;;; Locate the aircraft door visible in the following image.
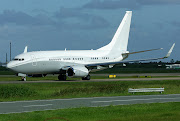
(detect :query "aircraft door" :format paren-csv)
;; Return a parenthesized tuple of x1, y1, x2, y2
(31, 55, 37, 66)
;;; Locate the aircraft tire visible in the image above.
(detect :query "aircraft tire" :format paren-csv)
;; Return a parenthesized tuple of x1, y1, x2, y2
(58, 74, 67, 81)
(21, 77, 26, 81)
(86, 75, 90, 80)
(82, 75, 90, 80)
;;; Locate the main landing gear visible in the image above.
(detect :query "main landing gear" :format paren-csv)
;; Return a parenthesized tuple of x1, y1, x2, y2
(58, 74, 91, 81)
(58, 74, 67, 81)
(82, 75, 91, 80)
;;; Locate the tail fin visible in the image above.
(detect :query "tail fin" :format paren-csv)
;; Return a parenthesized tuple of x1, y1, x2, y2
(98, 11, 132, 53)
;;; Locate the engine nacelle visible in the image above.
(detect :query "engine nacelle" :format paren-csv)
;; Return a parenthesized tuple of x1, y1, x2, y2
(67, 66, 89, 77)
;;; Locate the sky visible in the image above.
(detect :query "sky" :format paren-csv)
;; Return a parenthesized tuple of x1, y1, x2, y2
(0, 0, 180, 62)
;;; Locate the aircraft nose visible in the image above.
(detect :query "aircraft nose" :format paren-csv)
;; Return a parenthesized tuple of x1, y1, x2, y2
(6, 62, 14, 70)
(6, 62, 12, 69)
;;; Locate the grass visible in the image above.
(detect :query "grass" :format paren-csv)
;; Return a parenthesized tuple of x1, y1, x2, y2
(0, 85, 37, 98)
(0, 102, 180, 121)
(0, 80, 180, 102)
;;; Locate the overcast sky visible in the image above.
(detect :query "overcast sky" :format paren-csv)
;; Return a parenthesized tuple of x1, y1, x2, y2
(0, 0, 179, 62)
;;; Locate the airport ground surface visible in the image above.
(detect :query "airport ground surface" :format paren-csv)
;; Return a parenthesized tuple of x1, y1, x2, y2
(1, 94, 180, 114)
(0, 73, 180, 116)
(0, 73, 180, 83)
(1, 77, 180, 84)
(91, 73, 180, 77)
(1, 73, 180, 77)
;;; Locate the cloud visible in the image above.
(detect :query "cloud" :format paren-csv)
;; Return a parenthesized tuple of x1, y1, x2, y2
(83, 0, 180, 10)
(0, 10, 54, 26)
(83, 0, 140, 10)
(31, 9, 49, 15)
(137, 0, 180, 5)
(0, 8, 109, 30)
(0, 8, 110, 57)
(55, 7, 90, 20)
(54, 7, 109, 29)
(170, 21, 180, 27)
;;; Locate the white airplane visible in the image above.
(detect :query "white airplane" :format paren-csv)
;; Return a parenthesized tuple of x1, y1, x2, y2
(7, 11, 175, 81)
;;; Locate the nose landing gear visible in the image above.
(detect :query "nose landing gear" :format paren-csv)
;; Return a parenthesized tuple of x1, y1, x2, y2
(21, 76, 26, 81)
(17, 73, 27, 81)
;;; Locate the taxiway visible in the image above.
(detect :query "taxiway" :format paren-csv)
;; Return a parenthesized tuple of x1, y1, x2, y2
(0, 94, 180, 114)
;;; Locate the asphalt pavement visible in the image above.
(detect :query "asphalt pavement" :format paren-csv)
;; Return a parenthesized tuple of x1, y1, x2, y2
(0, 94, 180, 114)
(1, 77, 180, 84)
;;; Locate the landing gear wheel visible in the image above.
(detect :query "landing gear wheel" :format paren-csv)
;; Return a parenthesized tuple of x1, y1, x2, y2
(86, 75, 90, 80)
(58, 74, 67, 81)
(82, 75, 91, 80)
(21, 77, 26, 81)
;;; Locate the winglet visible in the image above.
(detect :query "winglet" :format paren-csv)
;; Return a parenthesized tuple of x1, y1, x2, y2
(164, 43, 175, 58)
(24, 46, 28, 53)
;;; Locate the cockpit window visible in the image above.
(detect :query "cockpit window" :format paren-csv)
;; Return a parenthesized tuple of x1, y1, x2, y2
(13, 58, 19, 61)
(13, 58, 25, 61)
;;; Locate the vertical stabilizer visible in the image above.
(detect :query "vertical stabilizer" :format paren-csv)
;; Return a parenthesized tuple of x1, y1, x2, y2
(98, 11, 132, 53)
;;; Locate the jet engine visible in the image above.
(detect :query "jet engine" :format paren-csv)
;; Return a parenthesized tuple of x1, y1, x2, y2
(67, 66, 89, 77)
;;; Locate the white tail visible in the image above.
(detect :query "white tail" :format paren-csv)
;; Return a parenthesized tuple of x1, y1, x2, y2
(98, 11, 132, 53)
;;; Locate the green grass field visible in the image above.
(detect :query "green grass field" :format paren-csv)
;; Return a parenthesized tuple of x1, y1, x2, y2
(0, 71, 179, 120)
(0, 66, 180, 120)
(0, 79, 180, 102)
(0, 102, 180, 121)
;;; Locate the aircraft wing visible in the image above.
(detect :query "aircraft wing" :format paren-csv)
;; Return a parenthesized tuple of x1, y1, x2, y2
(122, 48, 163, 55)
(86, 43, 175, 67)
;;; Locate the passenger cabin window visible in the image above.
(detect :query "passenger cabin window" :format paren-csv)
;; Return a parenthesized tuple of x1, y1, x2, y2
(102, 57, 109, 60)
(72, 58, 83, 60)
(91, 57, 99, 60)
(49, 58, 61, 61)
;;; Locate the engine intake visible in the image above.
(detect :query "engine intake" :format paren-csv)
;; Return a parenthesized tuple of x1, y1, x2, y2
(67, 68, 74, 76)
